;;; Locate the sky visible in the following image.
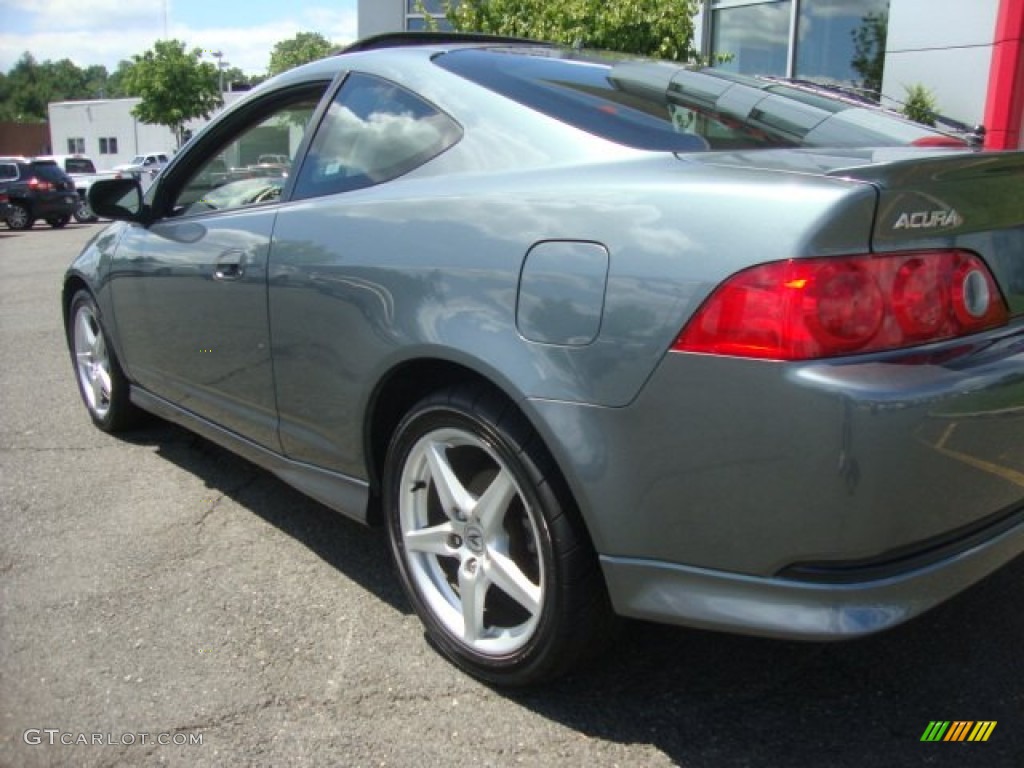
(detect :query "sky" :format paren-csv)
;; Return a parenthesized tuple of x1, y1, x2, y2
(0, 0, 359, 77)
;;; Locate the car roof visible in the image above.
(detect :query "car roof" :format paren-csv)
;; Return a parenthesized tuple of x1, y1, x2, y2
(338, 31, 556, 55)
(222, 33, 966, 155)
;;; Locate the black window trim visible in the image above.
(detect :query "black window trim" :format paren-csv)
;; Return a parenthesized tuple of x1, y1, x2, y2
(148, 77, 339, 223)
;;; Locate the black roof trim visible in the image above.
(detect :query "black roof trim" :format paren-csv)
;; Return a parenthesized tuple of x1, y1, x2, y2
(337, 32, 555, 55)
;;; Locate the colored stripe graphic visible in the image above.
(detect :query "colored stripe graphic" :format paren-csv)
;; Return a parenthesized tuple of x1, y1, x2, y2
(945, 722, 973, 741)
(968, 722, 997, 742)
(921, 722, 950, 741)
(921, 721, 997, 742)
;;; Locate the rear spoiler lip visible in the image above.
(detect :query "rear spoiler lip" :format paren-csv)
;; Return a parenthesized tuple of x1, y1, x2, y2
(337, 32, 556, 56)
(825, 151, 1024, 249)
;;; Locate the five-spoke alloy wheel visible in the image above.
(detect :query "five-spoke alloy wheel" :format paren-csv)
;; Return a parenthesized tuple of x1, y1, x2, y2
(68, 290, 137, 431)
(384, 385, 612, 686)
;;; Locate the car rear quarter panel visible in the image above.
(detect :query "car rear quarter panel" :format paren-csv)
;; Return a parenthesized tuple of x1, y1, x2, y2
(267, 147, 878, 477)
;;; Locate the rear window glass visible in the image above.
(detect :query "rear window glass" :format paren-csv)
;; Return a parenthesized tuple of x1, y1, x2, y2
(65, 158, 96, 174)
(29, 162, 70, 181)
(434, 49, 708, 152)
(436, 49, 965, 152)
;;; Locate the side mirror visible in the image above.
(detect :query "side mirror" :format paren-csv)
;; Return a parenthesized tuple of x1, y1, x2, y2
(88, 178, 146, 223)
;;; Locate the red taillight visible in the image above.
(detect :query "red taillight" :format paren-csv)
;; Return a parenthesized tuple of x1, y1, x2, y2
(675, 251, 1008, 360)
(27, 176, 56, 192)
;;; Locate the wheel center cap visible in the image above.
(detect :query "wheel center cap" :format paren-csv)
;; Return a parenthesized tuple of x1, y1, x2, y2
(465, 525, 485, 554)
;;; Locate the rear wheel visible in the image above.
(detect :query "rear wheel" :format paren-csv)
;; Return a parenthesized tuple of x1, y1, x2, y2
(6, 203, 32, 230)
(67, 290, 139, 432)
(384, 384, 613, 686)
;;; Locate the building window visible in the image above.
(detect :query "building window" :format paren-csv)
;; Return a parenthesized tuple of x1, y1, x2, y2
(710, 0, 889, 94)
(67, 137, 85, 154)
(797, 0, 888, 94)
(99, 137, 119, 155)
(405, 0, 455, 31)
(712, 1, 793, 78)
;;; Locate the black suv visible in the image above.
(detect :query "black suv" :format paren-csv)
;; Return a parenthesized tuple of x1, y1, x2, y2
(0, 158, 79, 230)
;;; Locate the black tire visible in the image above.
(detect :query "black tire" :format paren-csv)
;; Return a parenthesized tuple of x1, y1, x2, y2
(47, 215, 70, 228)
(383, 383, 614, 686)
(73, 199, 98, 223)
(6, 203, 33, 230)
(67, 289, 140, 432)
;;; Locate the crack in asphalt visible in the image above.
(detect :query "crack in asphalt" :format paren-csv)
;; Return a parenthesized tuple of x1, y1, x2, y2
(193, 473, 262, 529)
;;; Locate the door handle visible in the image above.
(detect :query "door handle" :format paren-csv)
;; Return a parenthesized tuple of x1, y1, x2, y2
(214, 250, 245, 281)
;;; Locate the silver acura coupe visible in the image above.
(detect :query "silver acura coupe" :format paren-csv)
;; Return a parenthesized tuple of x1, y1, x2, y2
(65, 33, 1024, 686)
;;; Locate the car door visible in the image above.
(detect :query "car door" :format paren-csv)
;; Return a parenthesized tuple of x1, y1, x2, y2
(108, 82, 331, 449)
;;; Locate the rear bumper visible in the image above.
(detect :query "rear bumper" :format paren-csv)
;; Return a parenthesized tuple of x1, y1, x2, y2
(30, 194, 79, 219)
(527, 323, 1024, 635)
(601, 502, 1024, 638)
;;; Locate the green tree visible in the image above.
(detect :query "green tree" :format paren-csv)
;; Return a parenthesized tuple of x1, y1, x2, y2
(0, 72, 12, 121)
(0, 53, 46, 121)
(2, 53, 79, 121)
(219, 65, 264, 91)
(1, 54, 120, 120)
(851, 11, 887, 98)
(267, 32, 335, 77)
(122, 40, 222, 147)
(902, 83, 937, 127)
(105, 60, 138, 98)
(439, 0, 701, 61)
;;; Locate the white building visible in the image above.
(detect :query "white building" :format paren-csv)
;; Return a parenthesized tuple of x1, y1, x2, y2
(357, 0, 1024, 149)
(48, 93, 245, 171)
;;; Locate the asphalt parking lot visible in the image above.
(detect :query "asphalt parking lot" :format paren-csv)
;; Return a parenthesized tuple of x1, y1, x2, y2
(1, 222, 1023, 767)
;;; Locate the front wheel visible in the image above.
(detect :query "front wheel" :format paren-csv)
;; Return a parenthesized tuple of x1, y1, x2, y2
(67, 290, 139, 432)
(383, 385, 613, 686)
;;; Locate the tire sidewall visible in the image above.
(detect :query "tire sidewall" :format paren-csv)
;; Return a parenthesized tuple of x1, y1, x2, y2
(68, 290, 120, 431)
(7, 203, 32, 230)
(383, 400, 567, 685)
(74, 200, 97, 223)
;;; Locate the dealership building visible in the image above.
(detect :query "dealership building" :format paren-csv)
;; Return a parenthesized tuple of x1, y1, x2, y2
(47, 93, 246, 172)
(358, 0, 1024, 150)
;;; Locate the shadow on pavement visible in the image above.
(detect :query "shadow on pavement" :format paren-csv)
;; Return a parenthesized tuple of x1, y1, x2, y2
(121, 419, 406, 614)
(127, 418, 1024, 768)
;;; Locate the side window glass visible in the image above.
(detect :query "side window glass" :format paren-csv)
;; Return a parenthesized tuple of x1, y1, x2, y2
(172, 92, 323, 217)
(293, 73, 461, 200)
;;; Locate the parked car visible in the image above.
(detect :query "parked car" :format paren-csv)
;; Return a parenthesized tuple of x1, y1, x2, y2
(0, 189, 10, 222)
(0, 157, 79, 230)
(36, 154, 121, 222)
(257, 153, 289, 165)
(66, 33, 1024, 686)
(112, 152, 170, 178)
